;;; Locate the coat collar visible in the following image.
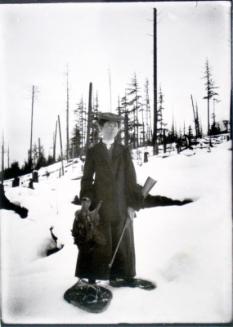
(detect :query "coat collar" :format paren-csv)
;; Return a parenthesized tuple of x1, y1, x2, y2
(99, 140, 123, 156)
(97, 141, 123, 169)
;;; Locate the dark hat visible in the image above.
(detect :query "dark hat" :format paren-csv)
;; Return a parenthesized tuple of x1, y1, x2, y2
(96, 112, 124, 123)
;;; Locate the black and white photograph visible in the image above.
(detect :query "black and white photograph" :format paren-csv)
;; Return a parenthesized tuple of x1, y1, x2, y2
(0, 0, 232, 324)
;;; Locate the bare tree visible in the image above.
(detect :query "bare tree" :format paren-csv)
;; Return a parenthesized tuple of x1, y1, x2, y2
(66, 67, 70, 160)
(195, 102, 202, 138)
(53, 120, 58, 162)
(92, 92, 99, 144)
(85, 82, 93, 151)
(152, 8, 158, 155)
(29, 85, 36, 169)
(58, 115, 64, 176)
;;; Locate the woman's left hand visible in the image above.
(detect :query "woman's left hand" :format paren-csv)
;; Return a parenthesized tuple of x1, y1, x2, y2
(127, 207, 136, 220)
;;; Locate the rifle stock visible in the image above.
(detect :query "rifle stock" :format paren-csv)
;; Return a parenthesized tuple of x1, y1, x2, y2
(142, 177, 157, 197)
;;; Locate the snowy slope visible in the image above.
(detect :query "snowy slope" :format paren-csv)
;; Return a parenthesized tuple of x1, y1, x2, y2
(0, 142, 232, 324)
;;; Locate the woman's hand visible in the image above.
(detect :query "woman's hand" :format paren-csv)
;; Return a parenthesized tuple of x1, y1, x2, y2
(127, 207, 136, 220)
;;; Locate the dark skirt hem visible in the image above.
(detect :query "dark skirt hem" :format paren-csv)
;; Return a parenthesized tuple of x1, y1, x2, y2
(75, 272, 136, 281)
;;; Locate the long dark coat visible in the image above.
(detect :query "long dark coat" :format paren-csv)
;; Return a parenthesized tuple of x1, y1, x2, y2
(75, 141, 143, 281)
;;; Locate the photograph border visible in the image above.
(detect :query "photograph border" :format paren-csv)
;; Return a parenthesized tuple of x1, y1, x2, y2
(0, 0, 232, 326)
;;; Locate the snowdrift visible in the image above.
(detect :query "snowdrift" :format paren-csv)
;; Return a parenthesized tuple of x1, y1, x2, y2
(0, 142, 232, 324)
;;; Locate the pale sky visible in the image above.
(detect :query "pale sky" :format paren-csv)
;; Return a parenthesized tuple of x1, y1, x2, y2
(0, 1, 231, 165)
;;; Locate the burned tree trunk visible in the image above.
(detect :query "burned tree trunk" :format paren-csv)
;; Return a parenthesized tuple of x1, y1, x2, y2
(58, 115, 64, 176)
(85, 82, 93, 151)
(152, 8, 158, 155)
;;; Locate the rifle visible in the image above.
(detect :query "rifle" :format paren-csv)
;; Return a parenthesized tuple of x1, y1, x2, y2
(108, 177, 156, 268)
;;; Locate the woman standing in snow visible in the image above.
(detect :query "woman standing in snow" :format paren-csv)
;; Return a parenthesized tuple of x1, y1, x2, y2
(74, 112, 154, 289)
(73, 112, 192, 291)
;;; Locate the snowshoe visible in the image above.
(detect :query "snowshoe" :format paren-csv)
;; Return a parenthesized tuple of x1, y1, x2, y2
(64, 281, 113, 313)
(109, 278, 156, 290)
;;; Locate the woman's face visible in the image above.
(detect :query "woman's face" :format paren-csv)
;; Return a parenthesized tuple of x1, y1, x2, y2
(100, 121, 120, 141)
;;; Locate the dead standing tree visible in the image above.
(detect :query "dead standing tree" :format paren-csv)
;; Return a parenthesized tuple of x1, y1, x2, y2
(66, 67, 70, 160)
(53, 120, 58, 162)
(202, 59, 218, 146)
(85, 82, 93, 152)
(72, 92, 94, 158)
(58, 115, 64, 176)
(29, 85, 36, 170)
(92, 92, 100, 145)
(190, 94, 201, 140)
(152, 8, 158, 155)
(195, 102, 202, 138)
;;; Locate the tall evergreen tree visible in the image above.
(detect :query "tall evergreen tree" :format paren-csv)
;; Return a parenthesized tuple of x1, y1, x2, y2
(203, 60, 218, 138)
(121, 92, 130, 146)
(188, 125, 193, 138)
(183, 122, 186, 136)
(74, 98, 87, 150)
(70, 124, 81, 158)
(210, 97, 221, 135)
(126, 74, 142, 148)
(157, 87, 164, 135)
(116, 96, 124, 144)
(35, 144, 47, 170)
(144, 79, 152, 145)
(157, 86, 167, 147)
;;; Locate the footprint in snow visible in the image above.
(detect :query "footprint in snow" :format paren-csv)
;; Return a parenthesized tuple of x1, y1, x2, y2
(161, 252, 196, 282)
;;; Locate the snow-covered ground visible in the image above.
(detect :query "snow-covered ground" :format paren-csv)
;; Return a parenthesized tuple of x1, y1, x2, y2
(0, 141, 232, 324)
